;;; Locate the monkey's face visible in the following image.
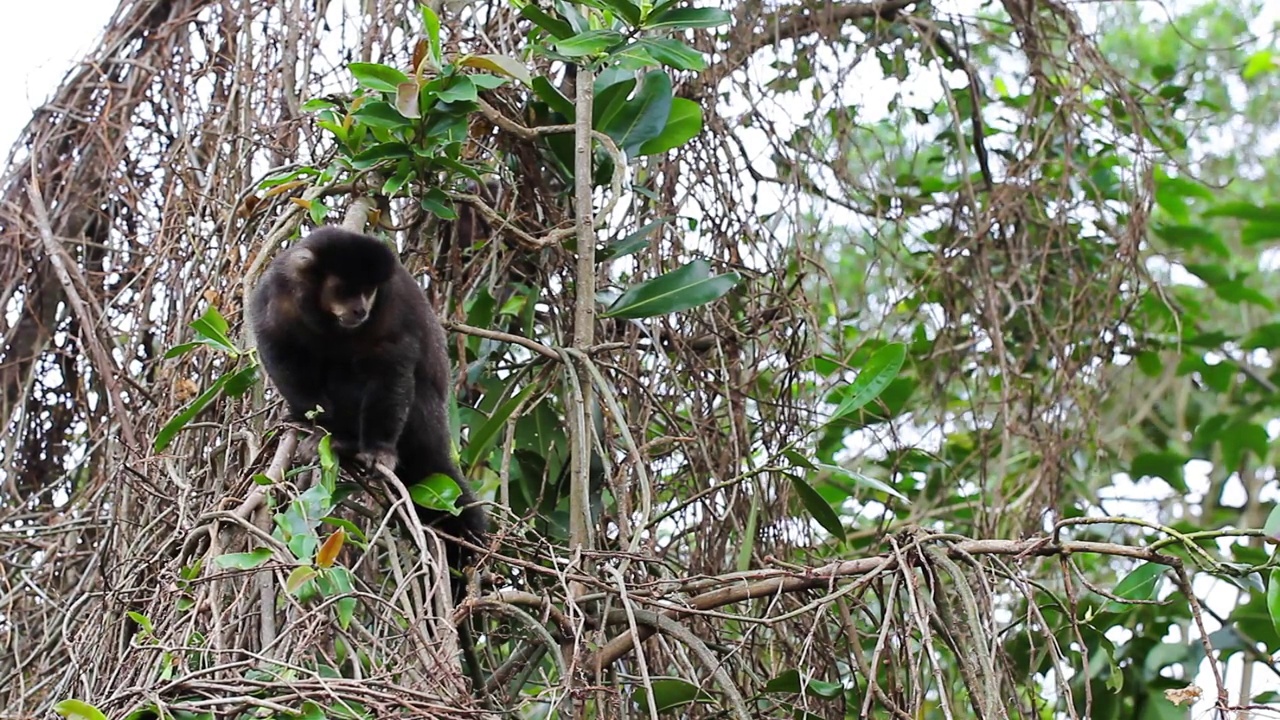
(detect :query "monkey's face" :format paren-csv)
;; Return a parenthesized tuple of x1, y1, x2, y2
(318, 275, 378, 329)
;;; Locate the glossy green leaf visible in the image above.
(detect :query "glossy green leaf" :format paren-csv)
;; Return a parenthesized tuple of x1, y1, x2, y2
(1268, 570, 1280, 640)
(814, 463, 907, 501)
(519, 4, 575, 39)
(154, 374, 228, 451)
(349, 62, 410, 93)
(1102, 562, 1165, 614)
(598, 0, 642, 26)
(602, 70, 673, 156)
(222, 364, 261, 397)
(409, 472, 465, 514)
(52, 700, 108, 720)
(214, 548, 274, 570)
(644, 6, 731, 29)
(459, 54, 531, 85)
(763, 668, 844, 699)
(633, 37, 707, 71)
(533, 76, 576, 118)
(352, 101, 414, 128)
(286, 566, 319, 594)
(553, 29, 625, 57)
(634, 678, 715, 713)
(598, 215, 672, 261)
(593, 77, 637, 131)
(790, 475, 846, 541)
(602, 259, 741, 318)
(830, 343, 906, 421)
(420, 5, 442, 67)
(189, 305, 237, 355)
(462, 383, 540, 467)
(349, 142, 413, 169)
(1264, 504, 1280, 539)
(126, 611, 154, 638)
(420, 188, 458, 220)
(638, 97, 703, 155)
(437, 76, 478, 104)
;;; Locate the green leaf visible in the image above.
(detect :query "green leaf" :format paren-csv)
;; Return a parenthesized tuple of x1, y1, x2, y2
(1203, 202, 1280, 222)
(519, 4, 575, 39)
(830, 343, 906, 421)
(162, 341, 202, 359)
(437, 76, 478, 104)
(1103, 562, 1165, 614)
(553, 29, 625, 57)
(349, 142, 413, 169)
(214, 548, 274, 570)
(633, 37, 707, 71)
(638, 97, 703, 155)
(286, 566, 319, 594)
(154, 374, 229, 452)
(52, 700, 109, 720)
(599, 215, 672, 261)
(533, 76, 576, 118)
(300, 97, 339, 112)
(1129, 451, 1189, 493)
(190, 305, 237, 355)
(349, 62, 410, 93)
(762, 668, 844, 699)
(409, 473, 465, 514)
(1268, 570, 1280, 639)
(126, 611, 154, 635)
(599, 0, 642, 26)
(462, 383, 540, 467)
(459, 54, 532, 85)
(593, 77, 637, 131)
(420, 5, 442, 67)
(382, 160, 414, 196)
(420, 188, 458, 220)
(815, 463, 907, 501)
(601, 70, 673, 157)
(1241, 222, 1280, 245)
(633, 678, 715, 713)
(222, 363, 261, 397)
(644, 6, 731, 29)
(789, 475, 846, 541)
(1263, 504, 1280, 539)
(1243, 50, 1277, 81)
(602, 259, 741, 318)
(1151, 223, 1228, 258)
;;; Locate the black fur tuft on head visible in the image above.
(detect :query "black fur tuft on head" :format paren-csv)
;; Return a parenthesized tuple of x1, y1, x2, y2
(302, 227, 398, 289)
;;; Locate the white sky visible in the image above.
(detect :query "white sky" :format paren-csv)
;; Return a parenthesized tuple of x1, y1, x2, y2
(3, 1, 1280, 717)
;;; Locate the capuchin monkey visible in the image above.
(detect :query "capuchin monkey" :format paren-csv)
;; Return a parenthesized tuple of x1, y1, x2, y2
(249, 227, 488, 587)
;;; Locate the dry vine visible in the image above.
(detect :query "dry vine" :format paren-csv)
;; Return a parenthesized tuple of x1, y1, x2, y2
(0, 0, 1209, 718)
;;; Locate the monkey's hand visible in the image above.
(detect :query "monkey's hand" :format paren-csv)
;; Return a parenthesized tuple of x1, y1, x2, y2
(355, 445, 399, 473)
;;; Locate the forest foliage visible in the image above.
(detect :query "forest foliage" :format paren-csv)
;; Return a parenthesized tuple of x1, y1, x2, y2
(2, 0, 1280, 718)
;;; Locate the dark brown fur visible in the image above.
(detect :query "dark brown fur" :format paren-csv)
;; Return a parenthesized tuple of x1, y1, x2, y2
(249, 227, 488, 582)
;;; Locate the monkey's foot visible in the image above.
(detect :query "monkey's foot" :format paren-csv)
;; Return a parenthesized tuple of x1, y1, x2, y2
(356, 447, 399, 472)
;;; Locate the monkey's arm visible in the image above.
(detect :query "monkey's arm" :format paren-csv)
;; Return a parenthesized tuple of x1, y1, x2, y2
(355, 341, 417, 466)
(256, 336, 329, 421)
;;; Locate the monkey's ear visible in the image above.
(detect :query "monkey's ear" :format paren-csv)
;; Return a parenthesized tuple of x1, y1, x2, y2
(286, 247, 316, 274)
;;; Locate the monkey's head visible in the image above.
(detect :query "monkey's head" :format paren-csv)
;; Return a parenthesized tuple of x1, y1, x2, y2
(288, 228, 399, 331)
(318, 275, 379, 328)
